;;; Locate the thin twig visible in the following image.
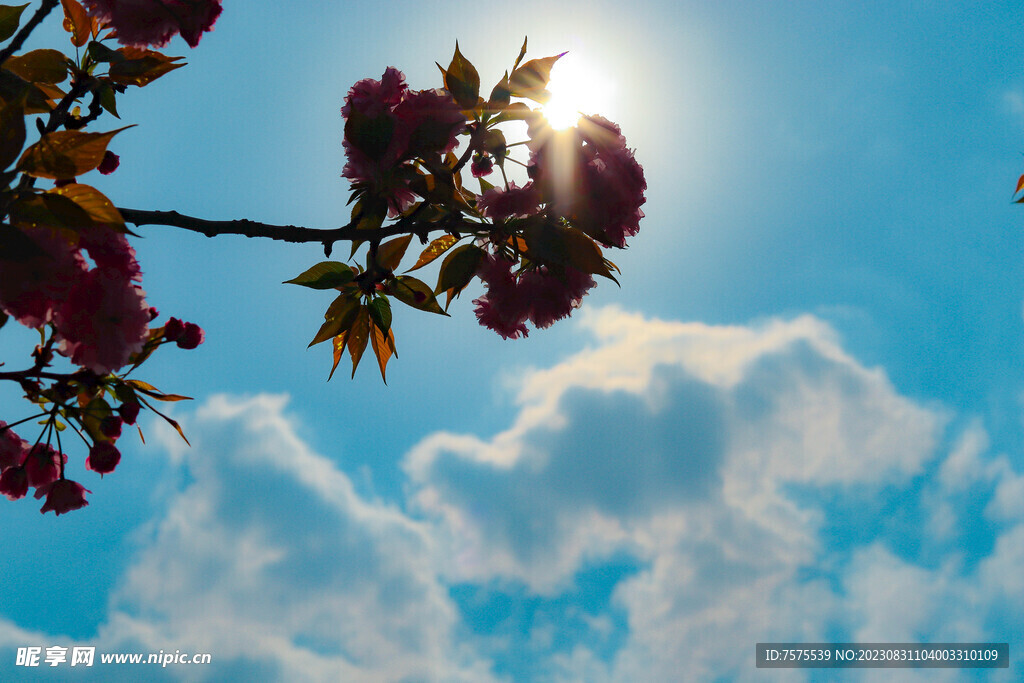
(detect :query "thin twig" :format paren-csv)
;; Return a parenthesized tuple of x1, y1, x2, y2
(0, 0, 60, 64)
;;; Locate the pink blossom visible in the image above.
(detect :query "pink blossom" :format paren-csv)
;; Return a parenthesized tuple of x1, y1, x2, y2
(0, 227, 87, 328)
(163, 316, 184, 341)
(472, 253, 530, 339)
(79, 225, 142, 281)
(86, 442, 121, 475)
(83, 0, 222, 48)
(476, 181, 541, 220)
(0, 466, 28, 501)
(54, 269, 150, 374)
(36, 479, 91, 516)
(393, 88, 466, 157)
(471, 155, 494, 178)
(100, 416, 123, 440)
(526, 117, 646, 248)
(23, 444, 65, 488)
(520, 266, 596, 329)
(0, 422, 28, 470)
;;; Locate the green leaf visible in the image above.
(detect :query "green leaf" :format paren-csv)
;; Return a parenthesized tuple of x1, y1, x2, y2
(488, 71, 511, 109)
(17, 126, 132, 179)
(3, 49, 69, 85)
(392, 275, 448, 315)
(0, 4, 29, 43)
(309, 294, 359, 347)
(0, 93, 26, 171)
(86, 40, 124, 64)
(107, 47, 185, 87)
(441, 42, 480, 110)
(434, 243, 484, 297)
(8, 191, 93, 234)
(492, 102, 535, 125)
(407, 234, 458, 271)
(374, 233, 412, 272)
(97, 82, 118, 117)
(367, 295, 392, 335)
(512, 36, 528, 72)
(283, 261, 355, 289)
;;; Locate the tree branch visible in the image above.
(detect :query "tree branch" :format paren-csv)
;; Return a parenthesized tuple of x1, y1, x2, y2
(119, 207, 477, 257)
(0, 0, 60, 65)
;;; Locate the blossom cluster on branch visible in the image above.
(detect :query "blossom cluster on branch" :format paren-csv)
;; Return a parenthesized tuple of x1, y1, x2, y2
(1, 1, 645, 516)
(1, 0, 210, 514)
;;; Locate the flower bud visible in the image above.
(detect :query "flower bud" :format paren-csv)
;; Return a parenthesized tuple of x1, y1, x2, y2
(177, 322, 205, 349)
(86, 442, 121, 475)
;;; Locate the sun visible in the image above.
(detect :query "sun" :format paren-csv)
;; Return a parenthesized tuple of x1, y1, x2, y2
(541, 55, 614, 130)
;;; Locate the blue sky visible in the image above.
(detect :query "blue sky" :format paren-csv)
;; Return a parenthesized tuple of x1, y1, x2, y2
(2, 0, 1024, 680)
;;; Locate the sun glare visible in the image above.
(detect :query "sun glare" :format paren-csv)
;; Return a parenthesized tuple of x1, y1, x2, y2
(541, 55, 614, 130)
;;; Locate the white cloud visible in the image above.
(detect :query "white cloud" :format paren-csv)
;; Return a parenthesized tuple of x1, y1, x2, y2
(406, 307, 942, 590)
(3, 307, 1023, 681)
(95, 394, 496, 682)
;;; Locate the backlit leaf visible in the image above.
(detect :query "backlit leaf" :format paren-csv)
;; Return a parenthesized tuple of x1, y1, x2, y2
(61, 0, 93, 47)
(375, 233, 412, 271)
(392, 275, 448, 315)
(108, 47, 185, 87)
(509, 52, 566, 103)
(442, 42, 480, 109)
(1016, 173, 1024, 195)
(3, 49, 69, 84)
(367, 295, 392, 335)
(8, 192, 92, 234)
(0, 4, 29, 43)
(309, 294, 359, 347)
(328, 330, 349, 381)
(369, 319, 397, 383)
(49, 183, 125, 229)
(347, 306, 370, 378)
(17, 126, 131, 179)
(434, 243, 483, 296)
(283, 261, 355, 289)
(408, 234, 458, 271)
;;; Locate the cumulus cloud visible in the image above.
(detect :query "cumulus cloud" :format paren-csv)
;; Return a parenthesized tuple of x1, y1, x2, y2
(1, 394, 496, 682)
(404, 307, 1022, 680)
(3, 307, 1023, 681)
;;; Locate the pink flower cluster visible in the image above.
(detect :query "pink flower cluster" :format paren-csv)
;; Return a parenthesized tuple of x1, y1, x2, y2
(0, 224, 149, 375)
(472, 252, 596, 339)
(82, 0, 222, 48)
(342, 68, 466, 217)
(1, 422, 89, 515)
(528, 115, 646, 248)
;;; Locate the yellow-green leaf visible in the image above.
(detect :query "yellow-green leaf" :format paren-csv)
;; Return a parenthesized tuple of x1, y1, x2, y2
(17, 126, 131, 179)
(408, 234, 458, 271)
